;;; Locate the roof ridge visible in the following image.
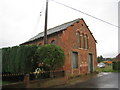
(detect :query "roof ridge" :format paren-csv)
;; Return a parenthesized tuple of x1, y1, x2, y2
(24, 18, 82, 43)
(28, 18, 81, 41)
(48, 18, 81, 31)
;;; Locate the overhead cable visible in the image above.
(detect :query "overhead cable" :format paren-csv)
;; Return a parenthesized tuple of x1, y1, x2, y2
(51, 0, 120, 28)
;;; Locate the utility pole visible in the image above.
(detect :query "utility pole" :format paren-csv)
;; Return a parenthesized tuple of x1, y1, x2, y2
(44, 0, 48, 44)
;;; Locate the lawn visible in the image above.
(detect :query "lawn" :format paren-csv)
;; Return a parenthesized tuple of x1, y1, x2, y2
(96, 65, 119, 72)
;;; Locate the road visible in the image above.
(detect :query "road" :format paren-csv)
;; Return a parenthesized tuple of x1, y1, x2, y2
(60, 72, 119, 89)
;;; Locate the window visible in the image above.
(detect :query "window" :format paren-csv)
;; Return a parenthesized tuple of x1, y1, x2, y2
(86, 35, 89, 49)
(51, 40, 56, 44)
(82, 34, 85, 49)
(77, 32, 81, 48)
(72, 52, 78, 69)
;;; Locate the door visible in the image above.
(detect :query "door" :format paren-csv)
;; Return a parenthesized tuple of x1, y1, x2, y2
(72, 52, 78, 69)
(88, 54, 93, 73)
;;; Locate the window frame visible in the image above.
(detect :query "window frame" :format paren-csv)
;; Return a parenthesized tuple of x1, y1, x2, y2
(81, 34, 85, 49)
(51, 40, 56, 45)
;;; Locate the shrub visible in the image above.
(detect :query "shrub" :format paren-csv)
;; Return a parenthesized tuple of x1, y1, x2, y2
(35, 44, 65, 70)
(112, 61, 120, 71)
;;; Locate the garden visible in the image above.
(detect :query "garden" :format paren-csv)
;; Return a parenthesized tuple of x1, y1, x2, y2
(1, 44, 65, 86)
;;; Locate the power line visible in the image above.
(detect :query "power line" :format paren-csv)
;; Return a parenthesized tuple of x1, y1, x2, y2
(31, 1, 46, 38)
(51, 0, 120, 28)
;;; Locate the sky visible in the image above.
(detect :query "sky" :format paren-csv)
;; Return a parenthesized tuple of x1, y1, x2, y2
(0, 0, 119, 58)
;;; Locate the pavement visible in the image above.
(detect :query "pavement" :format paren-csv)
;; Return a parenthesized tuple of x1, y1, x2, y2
(3, 72, 119, 89)
(51, 72, 98, 88)
(2, 72, 98, 88)
(53, 72, 119, 89)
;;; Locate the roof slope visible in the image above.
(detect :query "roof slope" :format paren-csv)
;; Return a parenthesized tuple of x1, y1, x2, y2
(24, 18, 81, 43)
(116, 54, 120, 61)
(23, 18, 96, 44)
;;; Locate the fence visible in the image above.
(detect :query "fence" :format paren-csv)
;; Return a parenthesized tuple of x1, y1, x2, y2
(2, 70, 65, 82)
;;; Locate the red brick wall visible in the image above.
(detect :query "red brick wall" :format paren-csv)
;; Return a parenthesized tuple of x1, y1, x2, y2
(59, 19, 97, 75)
(25, 19, 97, 76)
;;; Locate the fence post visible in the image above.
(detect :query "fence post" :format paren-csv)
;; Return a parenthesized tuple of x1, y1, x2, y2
(24, 74, 30, 88)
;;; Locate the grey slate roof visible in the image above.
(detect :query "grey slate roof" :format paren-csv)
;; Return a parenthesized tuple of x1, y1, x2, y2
(25, 18, 81, 43)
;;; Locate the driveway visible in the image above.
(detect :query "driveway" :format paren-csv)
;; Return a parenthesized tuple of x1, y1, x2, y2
(56, 72, 119, 89)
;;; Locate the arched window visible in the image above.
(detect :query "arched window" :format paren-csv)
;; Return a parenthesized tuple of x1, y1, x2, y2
(86, 35, 89, 49)
(77, 32, 81, 48)
(51, 40, 56, 44)
(82, 34, 85, 49)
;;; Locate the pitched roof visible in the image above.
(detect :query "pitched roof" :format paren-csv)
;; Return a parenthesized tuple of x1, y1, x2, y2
(22, 18, 97, 44)
(26, 18, 81, 43)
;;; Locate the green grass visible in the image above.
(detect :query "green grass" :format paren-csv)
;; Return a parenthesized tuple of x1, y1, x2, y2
(95, 65, 119, 72)
(0, 81, 13, 86)
(101, 65, 112, 72)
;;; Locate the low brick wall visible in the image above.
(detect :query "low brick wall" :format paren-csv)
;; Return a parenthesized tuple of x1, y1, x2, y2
(29, 77, 67, 88)
(2, 77, 67, 88)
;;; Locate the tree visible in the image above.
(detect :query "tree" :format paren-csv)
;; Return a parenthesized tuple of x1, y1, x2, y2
(97, 55, 104, 63)
(35, 44, 65, 70)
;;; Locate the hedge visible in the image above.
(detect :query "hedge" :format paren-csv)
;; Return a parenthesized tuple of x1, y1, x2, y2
(2, 45, 38, 73)
(0, 49, 2, 72)
(2, 44, 65, 73)
(112, 61, 120, 71)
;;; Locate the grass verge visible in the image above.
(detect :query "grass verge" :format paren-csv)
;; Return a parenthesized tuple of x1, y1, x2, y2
(0, 81, 14, 86)
(95, 65, 120, 72)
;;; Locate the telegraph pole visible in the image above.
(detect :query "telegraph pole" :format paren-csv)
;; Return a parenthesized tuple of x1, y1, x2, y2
(44, 0, 48, 44)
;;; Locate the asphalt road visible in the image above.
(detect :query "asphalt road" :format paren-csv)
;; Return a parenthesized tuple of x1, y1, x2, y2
(64, 72, 119, 89)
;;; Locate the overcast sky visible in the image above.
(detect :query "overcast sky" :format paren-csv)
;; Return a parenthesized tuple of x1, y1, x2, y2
(0, 0, 119, 58)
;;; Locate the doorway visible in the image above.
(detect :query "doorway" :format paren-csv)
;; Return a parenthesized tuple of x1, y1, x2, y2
(88, 53, 93, 73)
(72, 52, 78, 69)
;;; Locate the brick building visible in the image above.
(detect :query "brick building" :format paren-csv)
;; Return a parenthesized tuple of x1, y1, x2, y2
(116, 54, 120, 61)
(22, 18, 97, 76)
